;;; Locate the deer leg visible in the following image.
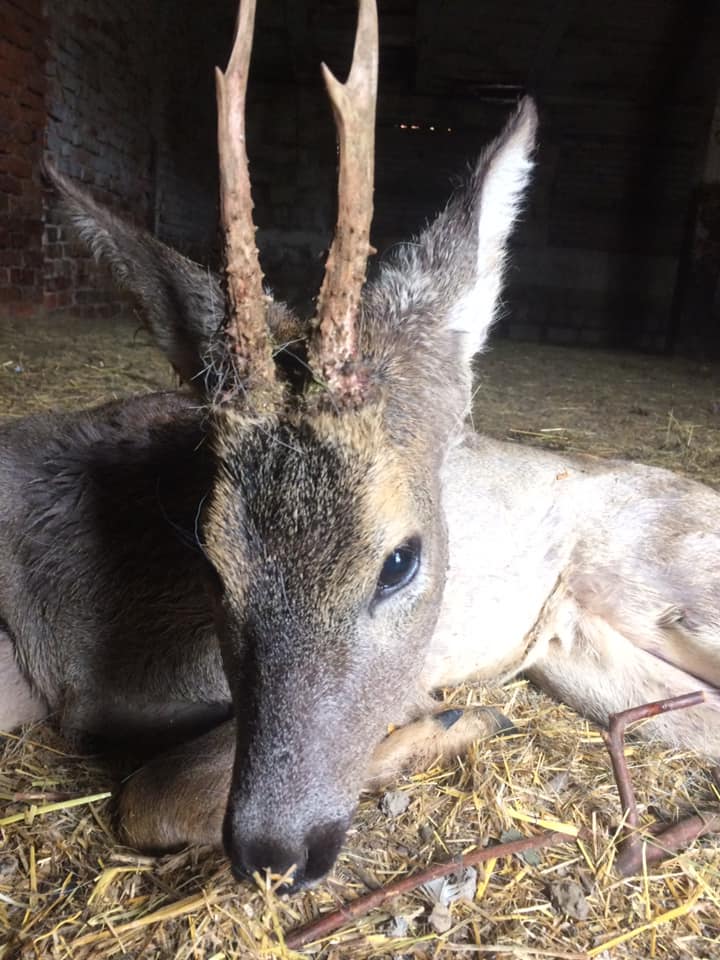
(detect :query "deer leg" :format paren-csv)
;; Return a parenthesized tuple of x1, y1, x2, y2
(118, 708, 513, 853)
(61, 694, 233, 759)
(0, 629, 48, 732)
(117, 719, 235, 852)
(364, 706, 513, 792)
(528, 612, 720, 758)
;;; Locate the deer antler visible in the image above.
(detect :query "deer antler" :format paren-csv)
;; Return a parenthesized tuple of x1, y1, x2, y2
(309, 0, 379, 406)
(216, 0, 277, 396)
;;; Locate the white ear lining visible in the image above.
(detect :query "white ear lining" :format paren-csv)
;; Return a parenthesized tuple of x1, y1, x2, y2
(447, 100, 536, 363)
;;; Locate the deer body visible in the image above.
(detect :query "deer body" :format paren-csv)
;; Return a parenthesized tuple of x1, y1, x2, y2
(432, 434, 720, 755)
(2, 0, 719, 887)
(2, 394, 719, 877)
(0, 393, 227, 736)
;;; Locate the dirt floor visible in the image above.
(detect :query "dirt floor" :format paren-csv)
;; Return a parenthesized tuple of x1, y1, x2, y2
(1, 316, 719, 960)
(1, 316, 718, 486)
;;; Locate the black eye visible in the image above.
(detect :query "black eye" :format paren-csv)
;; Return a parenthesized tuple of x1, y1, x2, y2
(376, 539, 421, 598)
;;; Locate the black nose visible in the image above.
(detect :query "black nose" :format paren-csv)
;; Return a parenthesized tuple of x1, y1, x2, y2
(232, 837, 306, 886)
(224, 816, 348, 890)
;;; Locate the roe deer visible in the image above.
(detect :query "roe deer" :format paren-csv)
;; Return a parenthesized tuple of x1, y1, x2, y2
(2, 0, 719, 890)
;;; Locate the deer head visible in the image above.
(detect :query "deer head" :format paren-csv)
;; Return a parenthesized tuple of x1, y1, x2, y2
(48, 0, 536, 887)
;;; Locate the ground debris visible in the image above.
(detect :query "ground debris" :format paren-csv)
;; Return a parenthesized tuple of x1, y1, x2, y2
(381, 790, 411, 818)
(548, 878, 590, 920)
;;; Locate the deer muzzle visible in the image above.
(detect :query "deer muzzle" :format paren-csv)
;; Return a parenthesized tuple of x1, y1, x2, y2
(220, 653, 370, 888)
(222, 724, 359, 888)
(223, 807, 351, 890)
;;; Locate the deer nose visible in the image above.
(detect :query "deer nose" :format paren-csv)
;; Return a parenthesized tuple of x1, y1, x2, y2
(232, 837, 307, 886)
(224, 817, 348, 890)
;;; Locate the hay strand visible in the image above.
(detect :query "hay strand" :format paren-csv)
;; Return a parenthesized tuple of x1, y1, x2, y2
(1, 323, 719, 958)
(0, 791, 112, 827)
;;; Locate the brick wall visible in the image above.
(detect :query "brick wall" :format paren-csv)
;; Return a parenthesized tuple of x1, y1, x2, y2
(151, 0, 338, 314)
(0, 0, 46, 319)
(43, 0, 160, 321)
(150, 0, 226, 266)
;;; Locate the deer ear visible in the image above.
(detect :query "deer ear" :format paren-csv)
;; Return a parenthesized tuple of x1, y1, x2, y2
(368, 99, 536, 388)
(445, 97, 537, 362)
(362, 99, 536, 447)
(43, 162, 223, 389)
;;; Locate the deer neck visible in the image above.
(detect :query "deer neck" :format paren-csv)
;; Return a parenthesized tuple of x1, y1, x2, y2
(420, 432, 580, 691)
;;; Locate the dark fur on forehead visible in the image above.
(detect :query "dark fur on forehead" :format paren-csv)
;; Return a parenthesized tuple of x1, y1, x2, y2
(213, 416, 374, 605)
(226, 420, 366, 532)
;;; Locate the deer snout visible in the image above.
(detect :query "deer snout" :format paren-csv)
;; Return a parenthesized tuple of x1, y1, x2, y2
(223, 810, 349, 890)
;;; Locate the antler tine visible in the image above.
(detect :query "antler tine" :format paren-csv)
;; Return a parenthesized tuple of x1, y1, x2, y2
(310, 0, 379, 405)
(215, 0, 277, 397)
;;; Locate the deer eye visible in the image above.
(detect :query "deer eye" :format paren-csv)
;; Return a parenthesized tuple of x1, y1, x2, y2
(376, 539, 420, 598)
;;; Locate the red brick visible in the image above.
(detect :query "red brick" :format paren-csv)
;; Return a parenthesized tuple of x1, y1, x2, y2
(10, 267, 35, 285)
(1, 155, 33, 179)
(0, 100, 21, 126)
(36, 1, 160, 314)
(0, 14, 33, 52)
(10, 232, 39, 249)
(17, 88, 43, 112)
(9, 193, 40, 216)
(44, 289, 71, 310)
(18, 288, 41, 305)
(22, 248, 43, 268)
(74, 14, 99, 33)
(4, 1, 43, 33)
(0, 54, 24, 86)
(0, 175, 21, 195)
(13, 123, 34, 145)
(74, 287, 102, 303)
(17, 191, 42, 219)
(45, 275, 71, 291)
(18, 105, 44, 129)
(31, 35, 46, 62)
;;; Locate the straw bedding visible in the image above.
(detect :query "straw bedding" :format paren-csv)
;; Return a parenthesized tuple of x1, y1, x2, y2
(1, 317, 719, 959)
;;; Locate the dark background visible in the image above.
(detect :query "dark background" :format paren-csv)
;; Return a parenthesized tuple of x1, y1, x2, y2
(2, 0, 720, 355)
